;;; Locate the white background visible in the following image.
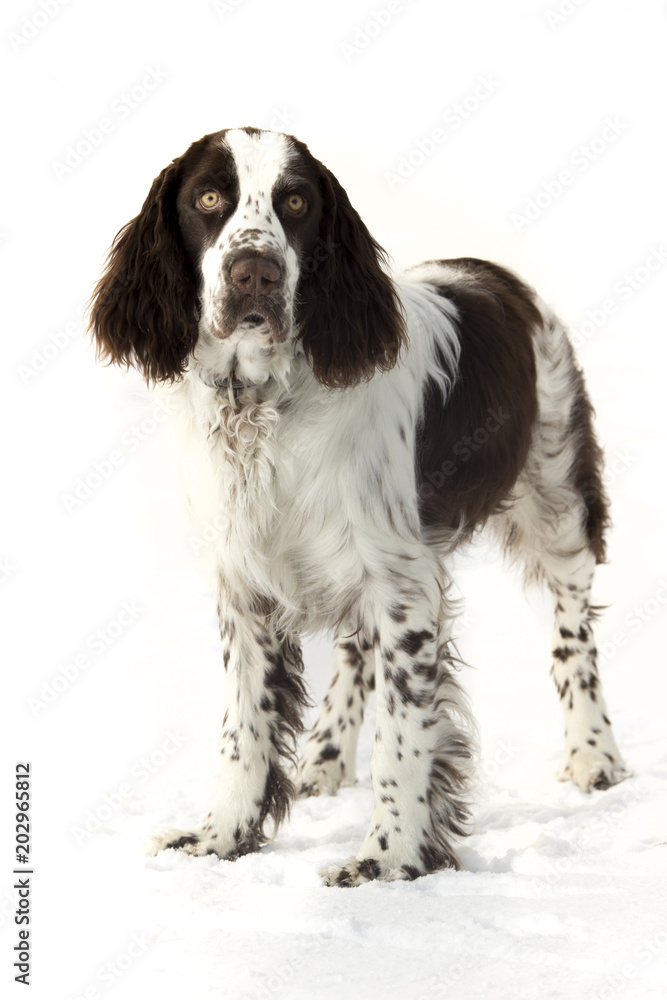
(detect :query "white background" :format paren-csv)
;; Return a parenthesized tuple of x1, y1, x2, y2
(2, 1, 667, 998)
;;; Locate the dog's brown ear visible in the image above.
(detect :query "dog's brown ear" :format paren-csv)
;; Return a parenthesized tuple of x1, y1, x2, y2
(296, 162, 407, 388)
(89, 160, 199, 383)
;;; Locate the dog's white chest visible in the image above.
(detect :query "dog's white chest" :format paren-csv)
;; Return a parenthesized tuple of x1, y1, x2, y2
(178, 386, 348, 616)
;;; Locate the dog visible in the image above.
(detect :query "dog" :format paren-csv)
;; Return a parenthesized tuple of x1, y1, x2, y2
(89, 126, 626, 886)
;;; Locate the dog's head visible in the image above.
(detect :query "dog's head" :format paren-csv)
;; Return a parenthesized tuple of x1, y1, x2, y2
(89, 127, 406, 388)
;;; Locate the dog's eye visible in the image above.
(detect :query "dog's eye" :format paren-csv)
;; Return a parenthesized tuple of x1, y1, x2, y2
(198, 190, 223, 212)
(284, 193, 307, 216)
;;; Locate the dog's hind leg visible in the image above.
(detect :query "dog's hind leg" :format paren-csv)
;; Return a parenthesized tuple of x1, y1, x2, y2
(296, 633, 375, 796)
(492, 313, 627, 792)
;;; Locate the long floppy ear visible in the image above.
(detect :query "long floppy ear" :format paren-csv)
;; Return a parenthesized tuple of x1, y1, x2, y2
(88, 159, 199, 383)
(296, 163, 407, 388)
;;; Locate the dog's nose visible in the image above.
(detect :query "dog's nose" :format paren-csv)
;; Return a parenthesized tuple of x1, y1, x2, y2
(229, 257, 281, 297)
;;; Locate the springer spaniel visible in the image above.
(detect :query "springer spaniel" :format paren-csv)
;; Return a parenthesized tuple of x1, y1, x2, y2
(90, 127, 626, 886)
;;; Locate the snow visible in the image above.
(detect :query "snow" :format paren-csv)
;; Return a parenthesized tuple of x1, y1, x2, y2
(3, 0, 667, 998)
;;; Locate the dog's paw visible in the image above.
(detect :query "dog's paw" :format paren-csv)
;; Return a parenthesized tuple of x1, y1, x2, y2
(319, 856, 413, 887)
(557, 749, 628, 792)
(149, 827, 222, 857)
(296, 766, 344, 798)
(296, 754, 348, 798)
(149, 817, 264, 860)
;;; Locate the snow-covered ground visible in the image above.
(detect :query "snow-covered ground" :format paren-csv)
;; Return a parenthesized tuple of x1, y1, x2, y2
(3, 1, 666, 998)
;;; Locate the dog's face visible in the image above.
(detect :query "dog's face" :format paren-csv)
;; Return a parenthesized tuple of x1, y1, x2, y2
(89, 126, 406, 388)
(175, 129, 324, 349)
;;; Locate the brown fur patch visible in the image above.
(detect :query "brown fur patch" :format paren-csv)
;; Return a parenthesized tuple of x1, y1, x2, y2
(417, 258, 540, 543)
(565, 359, 610, 563)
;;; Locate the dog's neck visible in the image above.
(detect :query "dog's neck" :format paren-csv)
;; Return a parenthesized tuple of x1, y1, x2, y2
(192, 323, 297, 399)
(196, 372, 248, 400)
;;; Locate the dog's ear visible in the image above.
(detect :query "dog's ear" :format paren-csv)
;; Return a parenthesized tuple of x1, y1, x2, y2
(89, 159, 199, 383)
(296, 162, 407, 388)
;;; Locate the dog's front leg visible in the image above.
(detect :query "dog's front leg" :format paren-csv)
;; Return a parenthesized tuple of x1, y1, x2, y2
(153, 588, 307, 859)
(321, 586, 477, 886)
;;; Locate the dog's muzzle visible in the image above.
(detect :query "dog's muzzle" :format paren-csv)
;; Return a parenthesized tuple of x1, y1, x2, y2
(211, 250, 290, 342)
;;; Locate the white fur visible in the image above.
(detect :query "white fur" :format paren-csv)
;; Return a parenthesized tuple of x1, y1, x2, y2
(171, 274, 461, 637)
